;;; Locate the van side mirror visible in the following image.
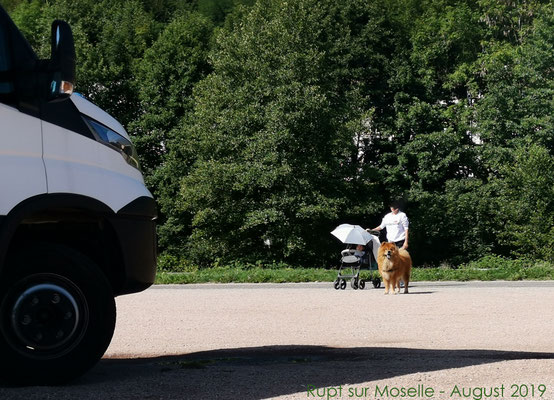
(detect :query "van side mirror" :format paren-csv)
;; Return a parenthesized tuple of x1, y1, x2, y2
(49, 20, 75, 99)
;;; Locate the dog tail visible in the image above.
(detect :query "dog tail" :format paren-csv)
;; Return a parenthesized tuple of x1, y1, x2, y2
(398, 248, 412, 266)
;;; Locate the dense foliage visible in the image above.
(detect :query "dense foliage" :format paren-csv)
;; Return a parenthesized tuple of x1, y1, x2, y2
(4, 0, 553, 267)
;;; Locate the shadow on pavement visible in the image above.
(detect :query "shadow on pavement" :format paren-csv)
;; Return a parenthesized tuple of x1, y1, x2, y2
(2, 345, 552, 399)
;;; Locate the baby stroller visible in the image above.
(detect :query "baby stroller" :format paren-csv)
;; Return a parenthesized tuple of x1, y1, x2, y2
(330, 224, 381, 290)
(333, 242, 381, 290)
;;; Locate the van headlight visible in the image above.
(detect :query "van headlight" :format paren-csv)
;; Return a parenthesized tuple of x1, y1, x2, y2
(82, 116, 140, 170)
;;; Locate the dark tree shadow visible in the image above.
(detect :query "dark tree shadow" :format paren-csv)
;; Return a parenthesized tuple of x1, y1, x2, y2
(2, 345, 551, 399)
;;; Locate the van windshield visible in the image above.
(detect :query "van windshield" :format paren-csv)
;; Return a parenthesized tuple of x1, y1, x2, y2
(0, 23, 13, 94)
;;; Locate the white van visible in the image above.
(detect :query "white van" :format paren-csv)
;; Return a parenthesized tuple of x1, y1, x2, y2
(0, 7, 157, 384)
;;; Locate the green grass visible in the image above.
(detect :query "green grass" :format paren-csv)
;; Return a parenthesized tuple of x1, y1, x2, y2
(155, 256, 554, 284)
(156, 267, 336, 284)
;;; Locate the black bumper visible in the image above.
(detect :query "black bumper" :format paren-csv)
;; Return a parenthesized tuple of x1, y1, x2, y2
(109, 196, 157, 296)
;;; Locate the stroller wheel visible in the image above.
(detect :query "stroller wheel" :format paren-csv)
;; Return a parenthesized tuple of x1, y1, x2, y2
(372, 278, 381, 288)
(340, 279, 347, 290)
(350, 278, 358, 290)
(333, 279, 340, 290)
(358, 279, 366, 290)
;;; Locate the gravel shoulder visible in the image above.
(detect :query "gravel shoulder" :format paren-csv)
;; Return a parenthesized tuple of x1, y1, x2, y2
(1, 281, 553, 399)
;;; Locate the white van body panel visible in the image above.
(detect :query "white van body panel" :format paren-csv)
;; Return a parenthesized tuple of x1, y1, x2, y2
(41, 118, 152, 213)
(0, 103, 47, 214)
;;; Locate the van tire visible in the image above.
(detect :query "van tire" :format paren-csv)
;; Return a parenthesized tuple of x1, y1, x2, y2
(0, 243, 116, 385)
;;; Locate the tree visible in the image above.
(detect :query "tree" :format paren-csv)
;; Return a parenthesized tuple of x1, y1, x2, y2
(197, 0, 255, 25)
(497, 144, 554, 261)
(0, 0, 24, 12)
(163, 0, 393, 266)
(486, 5, 554, 262)
(130, 11, 213, 177)
(9, 0, 161, 127)
(7, 0, 552, 267)
(132, 12, 215, 256)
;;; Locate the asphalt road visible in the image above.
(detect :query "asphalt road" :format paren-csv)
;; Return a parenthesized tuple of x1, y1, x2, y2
(1, 281, 554, 400)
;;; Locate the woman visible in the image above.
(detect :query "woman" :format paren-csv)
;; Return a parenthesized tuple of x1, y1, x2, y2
(371, 200, 409, 250)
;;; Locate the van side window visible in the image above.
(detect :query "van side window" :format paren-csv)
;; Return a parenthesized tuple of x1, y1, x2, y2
(0, 23, 14, 95)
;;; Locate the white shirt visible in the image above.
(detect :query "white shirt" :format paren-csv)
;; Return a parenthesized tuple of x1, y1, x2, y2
(379, 211, 409, 242)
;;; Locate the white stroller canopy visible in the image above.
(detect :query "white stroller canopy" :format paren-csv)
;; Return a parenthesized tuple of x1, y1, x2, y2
(330, 224, 372, 245)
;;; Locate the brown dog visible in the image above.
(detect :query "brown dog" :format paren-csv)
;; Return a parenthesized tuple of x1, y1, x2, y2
(377, 242, 412, 294)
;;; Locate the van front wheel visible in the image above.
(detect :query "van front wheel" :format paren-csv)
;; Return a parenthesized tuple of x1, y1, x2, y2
(0, 244, 116, 385)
